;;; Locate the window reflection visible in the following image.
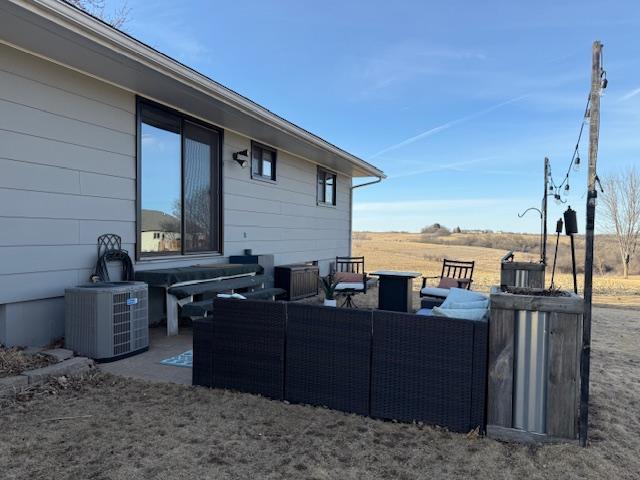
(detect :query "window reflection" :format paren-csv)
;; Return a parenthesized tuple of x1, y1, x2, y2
(140, 114, 182, 254)
(184, 122, 214, 252)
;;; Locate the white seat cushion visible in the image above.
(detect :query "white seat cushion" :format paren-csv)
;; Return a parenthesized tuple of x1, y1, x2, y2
(217, 293, 247, 299)
(416, 308, 433, 316)
(420, 287, 450, 298)
(335, 282, 365, 291)
(445, 299, 489, 309)
(432, 306, 489, 322)
(440, 288, 487, 308)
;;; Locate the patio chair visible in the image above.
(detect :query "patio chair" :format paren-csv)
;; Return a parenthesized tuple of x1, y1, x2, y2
(420, 259, 475, 304)
(333, 256, 367, 308)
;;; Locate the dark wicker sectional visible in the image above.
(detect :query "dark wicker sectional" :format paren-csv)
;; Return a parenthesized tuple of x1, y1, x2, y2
(192, 298, 488, 433)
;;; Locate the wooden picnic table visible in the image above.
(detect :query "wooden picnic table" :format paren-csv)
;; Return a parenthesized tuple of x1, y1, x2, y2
(135, 263, 263, 335)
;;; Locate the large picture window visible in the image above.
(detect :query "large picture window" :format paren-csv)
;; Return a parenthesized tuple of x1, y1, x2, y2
(317, 167, 337, 206)
(138, 100, 222, 257)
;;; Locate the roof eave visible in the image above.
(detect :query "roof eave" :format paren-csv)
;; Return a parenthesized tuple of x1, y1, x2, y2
(4, 0, 385, 179)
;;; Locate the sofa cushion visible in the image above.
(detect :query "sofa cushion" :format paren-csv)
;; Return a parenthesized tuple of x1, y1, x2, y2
(420, 287, 450, 298)
(437, 277, 460, 289)
(432, 306, 488, 322)
(334, 272, 364, 282)
(440, 288, 487, 308)
(335, 282, 365, 291)
(445, 299, 489, 310)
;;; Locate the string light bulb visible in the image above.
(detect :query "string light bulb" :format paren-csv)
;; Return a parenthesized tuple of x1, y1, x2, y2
(573, 154, 581, 172)
(565, 184, 570, 191)
(554, 194, 562, 204)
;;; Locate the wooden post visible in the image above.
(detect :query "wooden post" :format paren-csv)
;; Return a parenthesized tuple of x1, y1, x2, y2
(542, 157, 549, 265)
(580, 40, 603, 447)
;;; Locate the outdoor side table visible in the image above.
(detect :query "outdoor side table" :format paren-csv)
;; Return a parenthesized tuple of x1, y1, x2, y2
(370, 271, 421, 313)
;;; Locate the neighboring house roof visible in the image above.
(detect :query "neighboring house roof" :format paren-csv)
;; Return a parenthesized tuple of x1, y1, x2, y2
(141, 210, 180, 233)
(0, 0, 385, 179)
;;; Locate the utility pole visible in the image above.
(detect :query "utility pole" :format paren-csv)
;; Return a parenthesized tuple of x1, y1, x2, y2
(580, 40, 603, 448)
(542, 157, 549, 265)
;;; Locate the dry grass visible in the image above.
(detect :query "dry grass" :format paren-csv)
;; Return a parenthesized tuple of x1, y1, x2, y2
(0, 347, 55, 379)
(352, 232, 640, 307)
(1, 307, 639, 479)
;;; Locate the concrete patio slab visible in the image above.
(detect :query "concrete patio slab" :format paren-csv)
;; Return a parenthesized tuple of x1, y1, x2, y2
(99, 327, 193, 385)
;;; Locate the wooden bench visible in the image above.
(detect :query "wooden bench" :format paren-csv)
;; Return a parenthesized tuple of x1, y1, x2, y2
(181, 288, 286, 317)
(168, 275, 270, 299)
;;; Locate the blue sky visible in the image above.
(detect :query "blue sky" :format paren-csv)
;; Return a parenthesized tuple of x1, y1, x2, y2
(111, 0, 640, 233)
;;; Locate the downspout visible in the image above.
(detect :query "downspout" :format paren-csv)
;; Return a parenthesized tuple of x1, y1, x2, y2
(349, 176, 383, 255)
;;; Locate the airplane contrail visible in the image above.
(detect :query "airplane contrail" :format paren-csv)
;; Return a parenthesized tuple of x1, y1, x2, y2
(368, 93, 531, 160)
(619, 87, 640, 102)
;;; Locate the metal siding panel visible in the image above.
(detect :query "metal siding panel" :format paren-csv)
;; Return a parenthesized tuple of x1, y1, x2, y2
(0, 189, 135, 221)
(0, 217, 79, 246)
(79, 172, 135, 200)
(0, 129, 135, 178)
(0, 99, 134, 157)
(513, 310, 548, 434)
(0, 42, 134, 114)
(0, 158, 81, 194)
(0, 67, 134, 133)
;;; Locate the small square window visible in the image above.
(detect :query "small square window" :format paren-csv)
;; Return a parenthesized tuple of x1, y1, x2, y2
(251, 142, 276, 181)
(317, 167, 337, 206)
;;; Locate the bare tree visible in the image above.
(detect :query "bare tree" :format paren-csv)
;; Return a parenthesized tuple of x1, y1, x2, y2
(65, 0, 130, 29)
(599, 167, 640, 278)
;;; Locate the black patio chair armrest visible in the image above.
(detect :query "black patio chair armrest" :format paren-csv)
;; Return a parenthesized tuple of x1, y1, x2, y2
(421, 276, 440, 288)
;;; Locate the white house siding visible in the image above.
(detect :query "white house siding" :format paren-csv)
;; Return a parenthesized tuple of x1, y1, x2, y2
(222, 130, 351, 270)
(0, 44, 353, 346)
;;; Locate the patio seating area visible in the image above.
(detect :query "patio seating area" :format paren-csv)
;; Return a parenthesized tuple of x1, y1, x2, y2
(192, 297, 488, 433)
(92, 248, 589, 446)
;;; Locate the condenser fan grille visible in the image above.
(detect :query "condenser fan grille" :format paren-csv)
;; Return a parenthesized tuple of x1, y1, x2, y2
(113, 292, 132, 355)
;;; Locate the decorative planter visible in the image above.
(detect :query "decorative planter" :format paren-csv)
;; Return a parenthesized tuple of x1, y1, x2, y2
(500, 257, 546, 289)
(487, 287, 583, 443)
(323, 299, 337, 307)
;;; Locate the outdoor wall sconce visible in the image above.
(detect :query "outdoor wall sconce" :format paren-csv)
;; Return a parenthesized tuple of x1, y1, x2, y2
(233, 149, 249, 168)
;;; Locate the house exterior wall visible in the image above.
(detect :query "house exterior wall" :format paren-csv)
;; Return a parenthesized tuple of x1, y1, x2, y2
(0, 43, 352, 346)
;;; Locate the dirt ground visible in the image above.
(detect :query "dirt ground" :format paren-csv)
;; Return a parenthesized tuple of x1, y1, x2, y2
(1, 306, 639, 480)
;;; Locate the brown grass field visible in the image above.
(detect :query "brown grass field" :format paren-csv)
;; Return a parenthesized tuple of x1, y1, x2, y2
(352, 231, 640, 308)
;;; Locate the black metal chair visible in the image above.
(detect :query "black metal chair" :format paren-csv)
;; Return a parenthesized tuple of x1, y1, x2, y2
(420, 259, 475, 299)
(333, 256, 367, 308)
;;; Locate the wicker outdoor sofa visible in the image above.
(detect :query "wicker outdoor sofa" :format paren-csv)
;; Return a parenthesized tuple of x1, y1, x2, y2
(192, 298, 488, 433)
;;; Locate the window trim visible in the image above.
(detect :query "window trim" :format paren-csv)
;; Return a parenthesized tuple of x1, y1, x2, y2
(135, 97, 224, 261)
(250, 141, 277, 182)
(317, 166, 337, 207)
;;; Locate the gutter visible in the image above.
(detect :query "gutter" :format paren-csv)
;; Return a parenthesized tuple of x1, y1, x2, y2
(351, 177, 383, 190)
(348, 176, 383, 255)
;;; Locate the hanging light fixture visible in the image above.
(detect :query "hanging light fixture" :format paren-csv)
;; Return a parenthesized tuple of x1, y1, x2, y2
(573, 154, 581, 171)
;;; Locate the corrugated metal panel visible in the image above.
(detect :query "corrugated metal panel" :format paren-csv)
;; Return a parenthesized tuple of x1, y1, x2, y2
(513, 310, 548, 433)
(515, 269, 529, 288)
